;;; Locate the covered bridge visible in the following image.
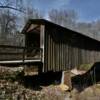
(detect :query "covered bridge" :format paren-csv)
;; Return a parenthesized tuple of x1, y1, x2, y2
(0, 19, 100, 73)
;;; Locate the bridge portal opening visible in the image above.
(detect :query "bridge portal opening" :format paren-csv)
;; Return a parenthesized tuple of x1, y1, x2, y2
(25, 24, 41, 59)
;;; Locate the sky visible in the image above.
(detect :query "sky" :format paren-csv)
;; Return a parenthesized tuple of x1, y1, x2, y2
(31, 0, 100, 22)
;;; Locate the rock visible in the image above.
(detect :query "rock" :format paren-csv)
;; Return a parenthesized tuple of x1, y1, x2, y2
(59, 84, 69, 91)
(71, 68, 86, 75)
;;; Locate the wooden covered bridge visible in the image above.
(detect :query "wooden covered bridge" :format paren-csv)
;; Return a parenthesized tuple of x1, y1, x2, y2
(0, 19, 100, 73)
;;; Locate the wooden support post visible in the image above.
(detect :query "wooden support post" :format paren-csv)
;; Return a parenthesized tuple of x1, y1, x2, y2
(60, 71, 72, 91)
(40, 25, 45, 72)
(23, 47, 25, 62)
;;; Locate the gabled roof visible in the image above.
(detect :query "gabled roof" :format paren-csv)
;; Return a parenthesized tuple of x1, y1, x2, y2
(21, 19, 100, 42)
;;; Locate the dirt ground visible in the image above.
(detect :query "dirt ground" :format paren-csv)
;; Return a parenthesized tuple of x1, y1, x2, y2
(0, 66, 100, 100)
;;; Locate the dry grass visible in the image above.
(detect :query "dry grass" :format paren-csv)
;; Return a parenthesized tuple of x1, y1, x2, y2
(78, 63, 93, 71)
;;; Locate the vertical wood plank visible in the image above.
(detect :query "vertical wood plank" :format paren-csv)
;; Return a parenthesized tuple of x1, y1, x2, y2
(40, 25, 45, 72)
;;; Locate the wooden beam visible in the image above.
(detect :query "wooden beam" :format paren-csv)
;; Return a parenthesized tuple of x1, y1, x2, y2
(40, 25, 45, 72)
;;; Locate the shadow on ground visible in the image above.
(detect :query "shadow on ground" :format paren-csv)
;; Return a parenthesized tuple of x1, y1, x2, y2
(72, 62, 100, 92)
(17, 62, 100, 92)
(19, 71, 62, 91)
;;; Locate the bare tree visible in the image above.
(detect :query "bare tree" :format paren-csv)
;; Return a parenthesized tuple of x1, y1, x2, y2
(0, 0, 24, 13)
(0, 0, 24, 37)
(48, 9, 100, 40)
(75, 20, 100, 40)
(0, 10, 17, 37)
(0, 0, 25, 46)
(23, 6, 43, 24)
(0, 0, 44, 45)
(49, 9, 77, 28)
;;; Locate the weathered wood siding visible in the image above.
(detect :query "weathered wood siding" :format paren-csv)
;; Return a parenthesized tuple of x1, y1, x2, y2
(21, 19, 100, 73)
(43, 26, 100, 72)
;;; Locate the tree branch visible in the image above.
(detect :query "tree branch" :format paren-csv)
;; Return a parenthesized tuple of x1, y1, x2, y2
(0, 6, 25, 13)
